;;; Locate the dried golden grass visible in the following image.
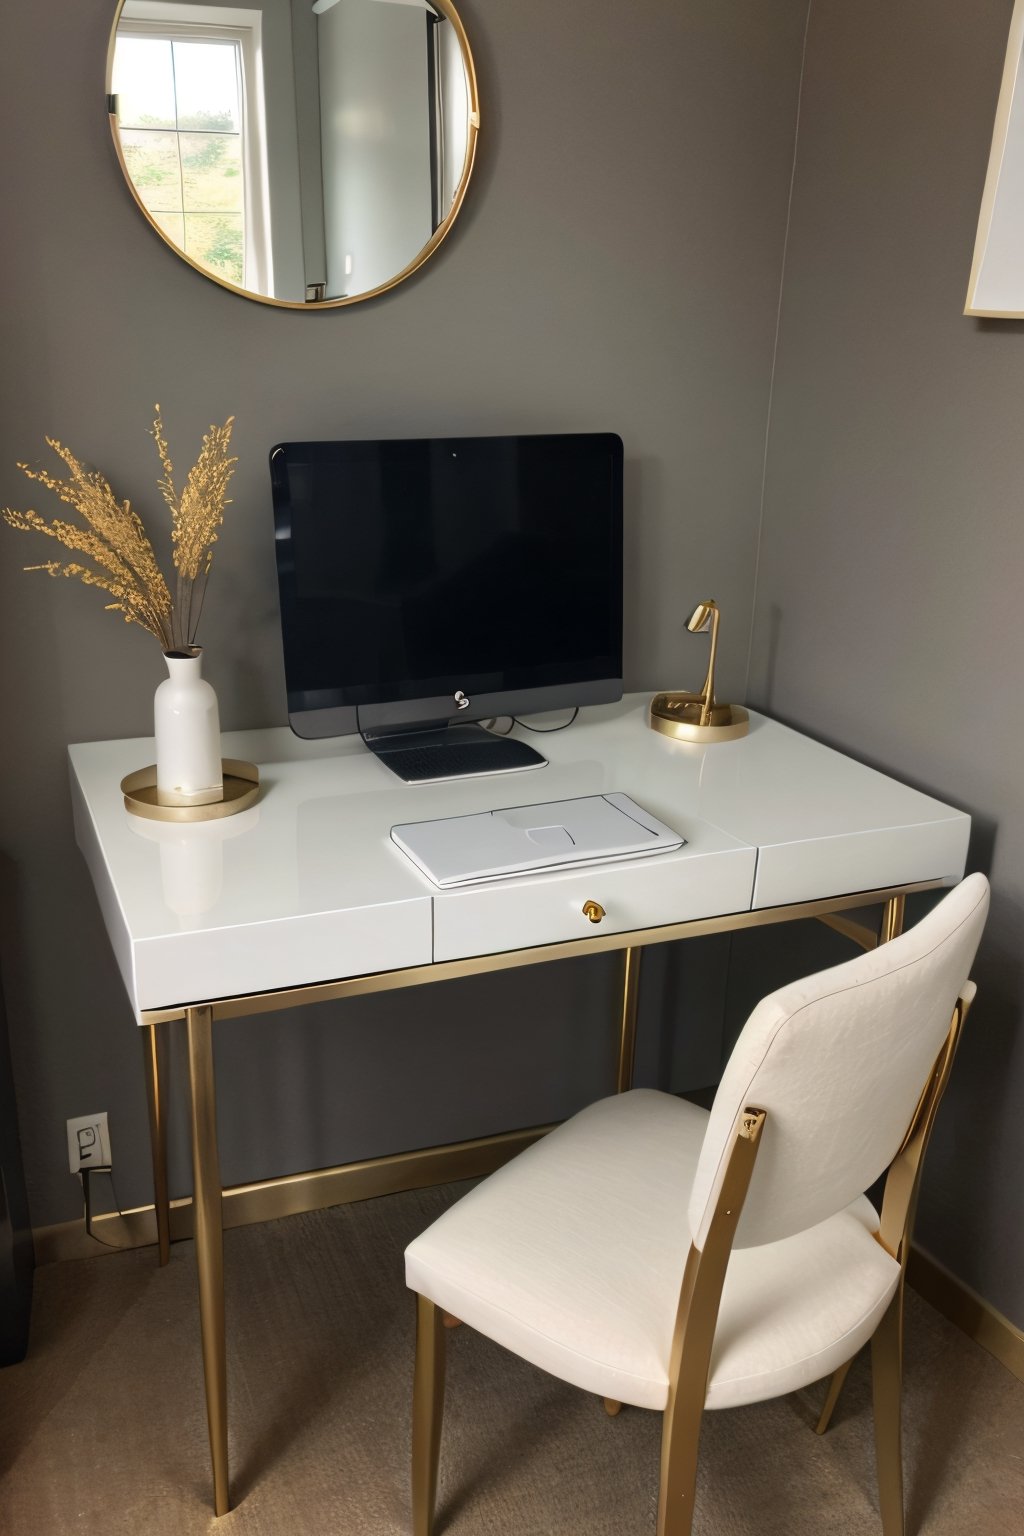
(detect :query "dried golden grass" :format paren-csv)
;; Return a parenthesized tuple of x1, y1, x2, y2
(2, 409, 236, 652)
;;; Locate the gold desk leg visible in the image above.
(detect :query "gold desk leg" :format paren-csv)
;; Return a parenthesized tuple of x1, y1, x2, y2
(616, 946, 643, 1093)
(142, 1023, 171, 1267)
(186, 1004, 229, 1517)
(879, 894, 906, 945)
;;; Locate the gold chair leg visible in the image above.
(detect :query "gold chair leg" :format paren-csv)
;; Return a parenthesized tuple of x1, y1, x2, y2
(142, 1023, 171, 1267)
(815, 1357, 854, 1435)
(871, 1285, 906, 1536)
(658, 1339, 708, 1536)
(412, 1295, 447, 1536)
(657, 1118, 767, 1536)
(603, 1398, 622, 1417)
(657, 1390, 701, 1536)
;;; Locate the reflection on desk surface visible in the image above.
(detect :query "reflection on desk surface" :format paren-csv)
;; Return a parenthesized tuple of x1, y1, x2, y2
(69, 694, 971, 942)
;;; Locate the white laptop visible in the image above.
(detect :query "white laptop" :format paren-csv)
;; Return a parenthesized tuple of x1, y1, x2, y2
(390, 793, 685, 887)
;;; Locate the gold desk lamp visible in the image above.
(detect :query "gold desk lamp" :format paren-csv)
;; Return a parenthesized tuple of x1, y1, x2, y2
(649, 599, 750, 743)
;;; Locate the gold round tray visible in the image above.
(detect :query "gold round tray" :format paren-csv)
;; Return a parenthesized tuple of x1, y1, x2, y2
(649, 694, 750, 744)
(121, 759, 260, 822)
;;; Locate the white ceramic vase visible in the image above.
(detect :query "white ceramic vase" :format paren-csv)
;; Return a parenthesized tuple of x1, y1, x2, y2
(154, 649, 223, 807)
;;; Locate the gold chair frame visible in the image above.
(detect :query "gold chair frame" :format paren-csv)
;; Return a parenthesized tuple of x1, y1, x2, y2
(410, 990, 972, 1536)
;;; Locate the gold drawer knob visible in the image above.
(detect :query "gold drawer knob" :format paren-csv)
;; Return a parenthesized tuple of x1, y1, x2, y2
(582, 900, 606, 924)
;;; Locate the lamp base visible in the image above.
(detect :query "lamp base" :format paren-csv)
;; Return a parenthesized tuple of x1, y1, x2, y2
(648, 693, 750, 744)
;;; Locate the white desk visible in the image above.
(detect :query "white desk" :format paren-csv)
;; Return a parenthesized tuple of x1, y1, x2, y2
(69, 696, 970, 1512)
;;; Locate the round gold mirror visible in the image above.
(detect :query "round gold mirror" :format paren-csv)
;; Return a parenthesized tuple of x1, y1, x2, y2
(106, 0, 479, 308)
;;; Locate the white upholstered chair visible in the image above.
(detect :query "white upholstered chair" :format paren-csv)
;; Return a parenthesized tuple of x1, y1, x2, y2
(405, 873, 989, 1536)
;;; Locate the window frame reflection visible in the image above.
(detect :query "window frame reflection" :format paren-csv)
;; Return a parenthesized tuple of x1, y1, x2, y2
(112, 9, 273, 294)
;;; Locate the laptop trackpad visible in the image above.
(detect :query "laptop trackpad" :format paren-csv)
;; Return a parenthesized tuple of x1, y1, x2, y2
(524, 824, 576, 851)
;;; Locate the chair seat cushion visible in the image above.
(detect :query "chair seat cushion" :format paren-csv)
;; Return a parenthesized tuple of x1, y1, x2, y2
(405, 1090, 901, 1411)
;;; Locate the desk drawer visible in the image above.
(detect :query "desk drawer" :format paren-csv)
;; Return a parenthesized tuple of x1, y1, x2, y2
(431, 847, 756, 962)
(134, 896, 433, 1012)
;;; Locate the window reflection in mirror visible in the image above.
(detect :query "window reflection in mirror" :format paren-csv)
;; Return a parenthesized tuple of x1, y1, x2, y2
(112, 21, 266, 290)
(108, 0, 478, 308)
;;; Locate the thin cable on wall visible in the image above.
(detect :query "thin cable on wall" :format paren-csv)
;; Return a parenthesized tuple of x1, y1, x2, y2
(81, 1166, 136, 1252)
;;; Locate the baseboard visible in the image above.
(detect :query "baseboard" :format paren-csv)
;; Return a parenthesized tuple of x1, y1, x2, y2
(33, 1123, 552, 1266)
(907, 1245, 1024, 1383)
(34, 1138, 1024, 1388)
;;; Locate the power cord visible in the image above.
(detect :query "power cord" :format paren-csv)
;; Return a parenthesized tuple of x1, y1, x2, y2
(483, 708, 579, 737)
(81, 1165, 136, 1251)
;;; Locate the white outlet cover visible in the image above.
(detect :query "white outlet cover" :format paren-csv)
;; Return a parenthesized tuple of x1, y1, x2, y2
(67, 1113, 111, 1173)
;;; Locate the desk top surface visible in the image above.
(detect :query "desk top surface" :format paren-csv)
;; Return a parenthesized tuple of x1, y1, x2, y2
(69, 696, 971, 1017)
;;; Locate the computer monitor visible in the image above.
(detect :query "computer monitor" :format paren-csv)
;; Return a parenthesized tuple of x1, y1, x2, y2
(270, 432, 623, 782)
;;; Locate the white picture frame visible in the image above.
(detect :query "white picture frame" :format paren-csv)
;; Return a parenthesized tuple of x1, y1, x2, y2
(966, 0, 1024, 316)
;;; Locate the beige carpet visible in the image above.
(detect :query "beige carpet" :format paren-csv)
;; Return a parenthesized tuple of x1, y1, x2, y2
(1, 1183, 1022, 1535)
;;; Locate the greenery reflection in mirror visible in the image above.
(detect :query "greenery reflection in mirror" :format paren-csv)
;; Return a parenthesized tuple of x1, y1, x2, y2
(107, 0, 479, 308)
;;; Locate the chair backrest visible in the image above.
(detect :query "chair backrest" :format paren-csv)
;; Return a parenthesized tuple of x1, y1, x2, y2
(687, 874, 990, 1251)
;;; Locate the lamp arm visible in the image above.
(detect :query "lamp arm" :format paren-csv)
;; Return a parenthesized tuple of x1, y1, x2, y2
(699, 605, 720, 726)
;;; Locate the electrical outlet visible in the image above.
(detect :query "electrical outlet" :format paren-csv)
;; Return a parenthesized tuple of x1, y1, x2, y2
(67, 1113, 111, 1174)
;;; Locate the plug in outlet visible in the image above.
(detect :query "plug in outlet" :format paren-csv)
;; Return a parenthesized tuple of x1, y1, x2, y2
(67, 1113, 111, 1174)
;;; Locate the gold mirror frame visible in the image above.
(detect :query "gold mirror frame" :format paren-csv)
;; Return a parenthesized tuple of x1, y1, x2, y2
(105, 0, 479, 309)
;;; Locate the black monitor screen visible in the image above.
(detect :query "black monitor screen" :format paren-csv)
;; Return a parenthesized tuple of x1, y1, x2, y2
(271, 433, 623, 736)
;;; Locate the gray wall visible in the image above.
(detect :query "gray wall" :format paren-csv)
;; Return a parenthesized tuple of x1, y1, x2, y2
(0, 1, 807, 1227)
(748, 0, 1024, 1327)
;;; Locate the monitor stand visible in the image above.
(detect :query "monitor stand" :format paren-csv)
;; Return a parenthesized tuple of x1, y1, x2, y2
(361, 722, 547, 784)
